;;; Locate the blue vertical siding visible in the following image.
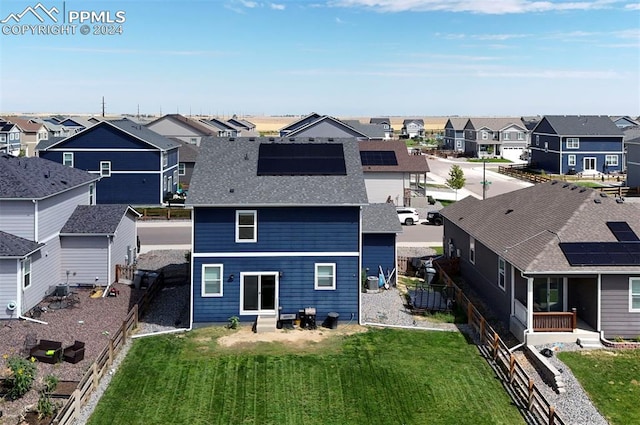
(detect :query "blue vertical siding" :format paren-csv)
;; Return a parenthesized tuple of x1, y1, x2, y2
(362, 234, 396, 277)
(192, 255, 360, 324)
(193, 207, 360, 253)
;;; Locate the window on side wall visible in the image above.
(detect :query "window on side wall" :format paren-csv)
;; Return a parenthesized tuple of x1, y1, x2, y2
(89, 184, 95, 205)
(469, 237, 475, 264)
(606, 155, 618, 166)
(22, 258, 31, 289)
(202, 264, 223, 297)
(63, 152, 74, 167)
(162, 152, 168, 168)
(568, 155, 576, 166)
(315, 263, 336, 290)
(630, 278, 640, 312)
(178, 163, 186, 176)
(236, 210, 257, 242)
(498, 257, 506, 290)
(100, 161, 111, 177)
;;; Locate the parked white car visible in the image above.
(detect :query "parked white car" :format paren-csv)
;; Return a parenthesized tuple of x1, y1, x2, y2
(396, 207, 420, 225)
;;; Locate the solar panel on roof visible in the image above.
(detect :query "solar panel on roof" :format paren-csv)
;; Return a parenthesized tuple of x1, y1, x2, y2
(257, 143, 347, 176)
(559, 242, 640, 266)
(606, 222, 640, 242)
(359, 151, 398, 166)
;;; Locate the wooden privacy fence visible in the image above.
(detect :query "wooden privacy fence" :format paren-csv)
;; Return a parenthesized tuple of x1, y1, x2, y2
(498, 165, 552, 184)
(51, 274, 163, 425)
(434, 259, 565, 425)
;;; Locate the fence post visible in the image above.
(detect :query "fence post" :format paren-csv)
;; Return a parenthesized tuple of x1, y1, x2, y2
(528, 378, 535, 410)
(549, 406, 555, 425)
(571, 308, 577, 330)
(467, 302, 473, 326)
(108, 338, 114, 366)
(509, 354, 516, 383)
(122, 319, 128, 341)
(134, 304, 139, 329)
(74, 388, 82, 422)
(492, 332, 500, 361)
(479, 316, 485, 343)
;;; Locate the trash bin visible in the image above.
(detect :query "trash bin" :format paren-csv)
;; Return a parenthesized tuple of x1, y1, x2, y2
(323, 312, 339, 329)
(424, 267, 437, 285)
(367, 276, 378, 291)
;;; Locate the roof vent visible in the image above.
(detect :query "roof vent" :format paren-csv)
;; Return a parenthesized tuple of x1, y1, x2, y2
(551, 180, 559, 185)
(60, 180, 67, 185)
(308, 137, 315, 142)
(600, 192, 608, 197)
(269, 137, 275, 142)
(249, 137, 255, 141)
(562, 183, 570, 188)
(229, 188, 235, 193)
(571, 185, 578, 190)
(594, 198, 602, 204)
(244, 153, 249, 160)
(616, 198, 624, 204)
(229, 137, 235, 142)
(328, 137, 334, 141)
(289, 137, 295, 142)
(579, 187, 587, 192)
(505, 209, 514, 214)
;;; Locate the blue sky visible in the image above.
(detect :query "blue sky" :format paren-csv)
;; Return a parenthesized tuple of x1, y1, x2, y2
(1, 0, 638, 117)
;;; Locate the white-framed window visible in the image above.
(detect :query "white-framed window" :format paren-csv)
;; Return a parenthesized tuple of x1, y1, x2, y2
(236, 210, 257, 242)
(163, 175, 167, 191)
(167, 175, 172, 192)
(22, 258, 31, 289)
(518, 132, 524, 140)
(498, 257, 506, 290)
(100, 161, 111, 177)
(630, 278, 640, 312)
(315, 263, 336, 290)
(190, 138, 197, 144)
(504, 132, 510, 140)
(178, 163, 186, 176)
(9, 133, 14, 140)
(63, 152, 74, 167)
(566, 138, 579, 149)
(162, 152, 168, 168)
(481, 131, 488, 140)
(568, 155, 576, 166)
(606, 155, 618, 166)
(202, 264, 223, 297)
(89, 184, 95, 205)
(469, 237, 475, 264)
(173, 170, 178, 184)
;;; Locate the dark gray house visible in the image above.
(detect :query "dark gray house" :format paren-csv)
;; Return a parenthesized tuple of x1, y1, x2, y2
(443, 117, 468, 152)
(175, 139, 199, 189)
(369, 118, 394, 140)
(440, 181, 640, 344)
(625, 126, 640, 187)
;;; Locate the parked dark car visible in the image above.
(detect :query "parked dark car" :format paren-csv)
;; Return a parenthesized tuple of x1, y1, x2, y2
(426, 211, 443, 225)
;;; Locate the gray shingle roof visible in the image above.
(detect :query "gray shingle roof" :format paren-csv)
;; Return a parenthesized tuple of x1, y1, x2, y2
(370, 117, 390, 125)
(61, 205, 139, 235)
(0, 154, 99, 200)
(108, 119, 180, 150)
(465, 117, 525, 131)
(285, 116, 371, 138)
(187, 137, 368, 206)
(147, 114, 219, 136)
(362, 203, 402, 234)
(445, 117, 469, 130)
(623, 126, 640, 145)
(36, 136, 65, 150)
(440, 181, 640, 273)
(174, 139, 199, 163)
(0, 230, 44, 258)
(539, 115, 623, 136)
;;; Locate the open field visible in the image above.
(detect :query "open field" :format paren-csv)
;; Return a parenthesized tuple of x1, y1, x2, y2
(558, 349, 640, 425)
(87, 326, 524, 425)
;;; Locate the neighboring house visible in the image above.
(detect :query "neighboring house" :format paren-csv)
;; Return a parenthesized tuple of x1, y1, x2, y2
(279, 115, 377, 140)
(278, 112, 323, 136)
(611, 116, 640, 129)
(625, 126, 640, 187)
(146, 114, 217, 145)
(227, 116, 258, 135)
(174, 139, 199, 189)
(369, 117, 394, 140)
(358, 140, 430, 206)
(443, 117, 468, 152)
(0, 120, 21, 156)
(401, 119, 425, 139)
(463, 117, 529, 161)
(187, 137, 372, 327)
(530, 115, 624, 175)
(203, 117, 242, 137)
(0, 154, 138, 319)
(37, 119, 180, 205)
(3, 117, 48, 157)
(440, 181, 640, 344)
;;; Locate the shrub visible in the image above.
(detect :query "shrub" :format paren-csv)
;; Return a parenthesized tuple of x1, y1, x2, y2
(614, 336, 625, 342)
(5, 355, 37, 400)
(37, 375, 60, 419)
(227, 316, 240, 329)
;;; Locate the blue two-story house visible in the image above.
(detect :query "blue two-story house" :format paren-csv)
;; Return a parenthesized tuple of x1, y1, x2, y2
(530, 115, 624, 175)
(37, 119, 180, 205)
(187, 137, 373, 329)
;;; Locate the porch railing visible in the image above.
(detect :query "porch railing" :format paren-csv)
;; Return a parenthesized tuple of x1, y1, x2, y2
(533, 308, 576, 332)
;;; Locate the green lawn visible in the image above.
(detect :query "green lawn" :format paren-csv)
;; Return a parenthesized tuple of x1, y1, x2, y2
(557, 349, 640, 425)
(88, 328, 524, 425)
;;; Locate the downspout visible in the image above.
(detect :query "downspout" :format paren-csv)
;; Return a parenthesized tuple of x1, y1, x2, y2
(596, 273, 602, 335)
(188, 208, 195, 332)
(103, 235, 112, 297)
(559, 136, 563, 175)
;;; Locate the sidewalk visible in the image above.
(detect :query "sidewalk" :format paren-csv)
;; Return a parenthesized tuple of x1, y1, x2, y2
(426, 172, 481, 200)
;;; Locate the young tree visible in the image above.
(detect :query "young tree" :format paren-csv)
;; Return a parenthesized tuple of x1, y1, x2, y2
(446, 164, 466, 200)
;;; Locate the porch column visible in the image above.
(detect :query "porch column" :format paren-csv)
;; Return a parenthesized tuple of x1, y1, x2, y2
(527, 277, 534, 333)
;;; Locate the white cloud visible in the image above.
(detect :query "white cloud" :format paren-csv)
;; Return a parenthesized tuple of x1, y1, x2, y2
(336, 17, 346, 23)
(240, 0, 259, 7)
(330, 0, 622, 15)
(270, 3, 286, 9)
(625, 2, 640, 9)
